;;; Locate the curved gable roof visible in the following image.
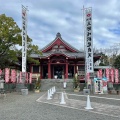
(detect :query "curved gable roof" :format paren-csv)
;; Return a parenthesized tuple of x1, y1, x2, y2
(41, 33, 80, 53)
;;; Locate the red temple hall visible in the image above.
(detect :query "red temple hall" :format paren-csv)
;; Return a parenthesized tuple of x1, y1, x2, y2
(30, 33, 100, 81)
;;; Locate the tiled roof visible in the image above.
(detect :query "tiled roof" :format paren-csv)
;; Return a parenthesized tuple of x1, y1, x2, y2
(30, 51, 101, 59)
(30, 53, 41, 58)
(30, 33, 101, 59)
(41, 33, 80, 52)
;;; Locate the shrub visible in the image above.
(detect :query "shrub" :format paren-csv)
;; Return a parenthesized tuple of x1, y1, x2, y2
(34, 79, 41, 90)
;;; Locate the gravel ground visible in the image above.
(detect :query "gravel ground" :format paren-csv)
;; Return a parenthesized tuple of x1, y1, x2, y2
(0, 91, 120, 120)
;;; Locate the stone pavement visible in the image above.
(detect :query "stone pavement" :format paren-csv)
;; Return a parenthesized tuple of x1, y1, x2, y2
(0, 91, 120, 120)
(37, 91, 120, 119)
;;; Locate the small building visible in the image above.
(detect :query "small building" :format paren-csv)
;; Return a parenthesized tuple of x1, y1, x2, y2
(30, 33, 101, 81)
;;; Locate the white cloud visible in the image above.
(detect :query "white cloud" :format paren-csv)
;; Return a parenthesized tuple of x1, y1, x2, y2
(0, 0, 120, 51)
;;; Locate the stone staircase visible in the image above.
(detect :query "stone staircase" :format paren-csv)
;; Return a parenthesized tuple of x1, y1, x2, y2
(40, 79, 74, 92)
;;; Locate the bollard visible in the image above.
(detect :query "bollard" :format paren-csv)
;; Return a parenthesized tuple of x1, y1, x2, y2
(47, 90, 52, 100)
(60, 92, 66, 104)
(85, 95, 93, 110)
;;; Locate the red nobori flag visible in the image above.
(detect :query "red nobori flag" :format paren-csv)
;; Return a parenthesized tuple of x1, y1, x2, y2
(26, 72, 28, 83)
(19, 72, 22, 83)
(97, 71, 100, 78)
(0, 69, 2, 75)
(106, 68, 110, 81)
(86, 73, 90, 80)
(11, 69, 16, 83)
(29, 73, 32, 84)
(115, 69, 119, 83)
(5, 68, 10, 83)
(99, 69, 102, 79)
(110, 69, 114, 83)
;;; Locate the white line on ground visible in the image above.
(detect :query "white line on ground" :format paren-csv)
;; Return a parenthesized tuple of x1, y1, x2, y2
(67, 93, 120, 101)
(37, 99, 119, 118)
(56, 91, 68, 99)
(36, 92, 47, 102)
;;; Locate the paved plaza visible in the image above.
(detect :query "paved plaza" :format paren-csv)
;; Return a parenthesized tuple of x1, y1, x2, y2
(0, 90, 120, 120)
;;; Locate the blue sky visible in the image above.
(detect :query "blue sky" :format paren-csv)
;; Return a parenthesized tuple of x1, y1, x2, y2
(0, 0, 120, 50)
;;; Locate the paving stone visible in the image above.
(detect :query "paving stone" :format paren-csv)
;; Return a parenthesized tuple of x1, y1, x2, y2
(0, 91, 120, 120)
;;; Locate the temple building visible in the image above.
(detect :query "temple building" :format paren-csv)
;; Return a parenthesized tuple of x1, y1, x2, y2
(30, 33, 101, 82)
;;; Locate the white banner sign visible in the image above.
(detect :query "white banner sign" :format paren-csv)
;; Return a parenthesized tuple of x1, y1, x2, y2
(85, 8, 93, 73)
(22, 5, 27, 72)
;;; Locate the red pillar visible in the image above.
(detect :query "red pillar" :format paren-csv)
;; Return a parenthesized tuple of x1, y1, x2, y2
(66, 61, 68, 79)
(30, 64, 32, 73)
(48, 60, 51, 79)
(75, 64, 77, 73)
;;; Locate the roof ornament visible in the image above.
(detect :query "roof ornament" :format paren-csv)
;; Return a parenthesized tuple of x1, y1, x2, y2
(56, 32, 61, 38)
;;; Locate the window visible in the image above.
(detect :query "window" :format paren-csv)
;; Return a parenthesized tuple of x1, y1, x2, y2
(78, 66, 84, 71)
(32, 66, 40, 73)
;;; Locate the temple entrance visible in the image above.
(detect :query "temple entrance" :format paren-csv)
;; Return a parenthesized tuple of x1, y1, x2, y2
(42, 64, 74, 79)
(53, 65, 64, 79)
(43, 65, 48, 79)
(68, 66, 74, 78)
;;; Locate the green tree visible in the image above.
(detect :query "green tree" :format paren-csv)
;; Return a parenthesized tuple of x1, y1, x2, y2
(99, 53, 109, 66)
(0, 14, 21, 68)
(113, 54, 120, 69)
(18, 38, 42, 67)
(0, 14, 42, 69)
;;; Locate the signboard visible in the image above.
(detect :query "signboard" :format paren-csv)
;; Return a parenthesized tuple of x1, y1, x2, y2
(22, 5, 27, 72)
(85, 8, 93, 73)
(93, 78, 103, 94)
